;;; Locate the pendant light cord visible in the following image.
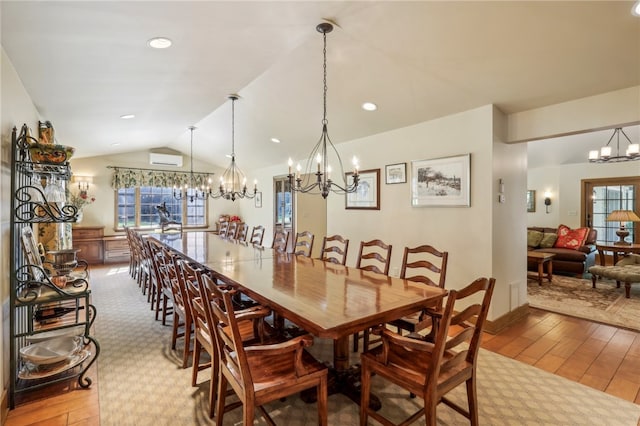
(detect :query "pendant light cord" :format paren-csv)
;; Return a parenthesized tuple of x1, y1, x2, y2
(322, 31, 328, 126)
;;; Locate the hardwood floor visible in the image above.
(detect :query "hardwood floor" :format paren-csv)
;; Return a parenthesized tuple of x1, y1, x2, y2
(6, 307, 640, 425)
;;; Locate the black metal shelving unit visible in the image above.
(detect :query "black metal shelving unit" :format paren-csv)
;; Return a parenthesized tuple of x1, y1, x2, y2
(9, 124, 100, 408)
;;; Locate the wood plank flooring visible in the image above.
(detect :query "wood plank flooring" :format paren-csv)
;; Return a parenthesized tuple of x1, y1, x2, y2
(6, 307, 640, 425)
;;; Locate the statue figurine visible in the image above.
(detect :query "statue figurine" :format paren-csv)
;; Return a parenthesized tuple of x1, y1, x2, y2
(156, 202, 182, 233)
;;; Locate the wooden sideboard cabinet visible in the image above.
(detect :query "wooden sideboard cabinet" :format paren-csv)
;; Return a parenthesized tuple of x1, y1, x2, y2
(72, 226, 104, 264)
(104, 236, 130, 264)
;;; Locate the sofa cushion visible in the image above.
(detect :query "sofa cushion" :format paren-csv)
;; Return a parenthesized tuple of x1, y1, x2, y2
(539, 232, 557, 248)
(527, 230, 544, 248)
(554, 225, 589, 250)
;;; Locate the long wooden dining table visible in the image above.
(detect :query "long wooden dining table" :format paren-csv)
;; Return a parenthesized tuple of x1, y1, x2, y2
(151, 231, 447, 408)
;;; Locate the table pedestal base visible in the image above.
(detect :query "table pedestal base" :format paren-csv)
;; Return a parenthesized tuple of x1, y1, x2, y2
(301, 364, 381, 411)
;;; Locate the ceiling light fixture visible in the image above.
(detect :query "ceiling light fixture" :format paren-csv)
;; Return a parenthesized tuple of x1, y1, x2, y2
(271, 138, 281, 143)
(120, 114, 135, 119)
(588, 127, 640, 163)
(632, 1, 640, 17)
(362, 102, 377, 111)
(287, 22, 359, 199)
(173, 126, 212, 202)
(211, 95, 257, 201)
(147, 37, 172, 49)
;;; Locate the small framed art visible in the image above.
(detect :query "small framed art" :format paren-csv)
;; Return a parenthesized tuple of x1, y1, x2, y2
(346, 168, 380, 210)
(385, 163, 407, 184)
(255, 192, 263, 208)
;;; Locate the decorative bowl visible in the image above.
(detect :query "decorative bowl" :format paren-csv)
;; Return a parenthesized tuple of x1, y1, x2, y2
(20, 336, 82, 365)
(28, 142, 75, 164)
(46, 249, 80, 265)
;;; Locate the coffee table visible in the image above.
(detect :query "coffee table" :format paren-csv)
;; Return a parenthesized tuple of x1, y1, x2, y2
(528, 252, 555, 285)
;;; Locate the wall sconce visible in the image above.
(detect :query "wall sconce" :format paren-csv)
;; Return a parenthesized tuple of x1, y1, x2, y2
(72, 175, 93, 194)
(544, 191, 552, 214)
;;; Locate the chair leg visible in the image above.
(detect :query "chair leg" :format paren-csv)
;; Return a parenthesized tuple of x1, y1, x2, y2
(191, 339, 201, 387)
(466, 377, 478, 426)
(317, 376, 328, 426)
(215, 374, 227, 424)
(181, 319, 192, 368)
(360, 361, 371, 426)
(171, 312, 179, 350)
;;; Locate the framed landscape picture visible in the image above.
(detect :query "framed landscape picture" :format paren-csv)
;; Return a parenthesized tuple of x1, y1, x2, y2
(254, 192, 262, 208)
(411, 154, 470, 207)
(385, 163, 407, 184)
(346, 168, 380, 210)
(527, 190, 536, 212)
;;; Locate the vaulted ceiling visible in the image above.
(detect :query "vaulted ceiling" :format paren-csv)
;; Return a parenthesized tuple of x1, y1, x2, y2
(2, 1, 639, 170)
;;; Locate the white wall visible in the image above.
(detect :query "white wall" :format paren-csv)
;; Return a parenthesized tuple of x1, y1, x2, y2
(1, 47, 42, 409)
(70, 153, 229, 236)
(528, 160, 640, 229)
(245, 105, 517, 320)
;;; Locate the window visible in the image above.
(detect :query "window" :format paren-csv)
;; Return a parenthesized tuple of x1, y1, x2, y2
(115, 186, 207, 230)
(582, 177, 640, 244)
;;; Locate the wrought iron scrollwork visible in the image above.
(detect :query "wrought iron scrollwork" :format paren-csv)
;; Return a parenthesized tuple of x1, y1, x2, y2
(14, 185, 78, 223)
(15, 264, 89, 304)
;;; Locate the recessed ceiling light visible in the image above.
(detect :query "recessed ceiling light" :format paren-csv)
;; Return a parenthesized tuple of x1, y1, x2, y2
(271, 138, 281, 143)
(120, 114, 135, 119)
(147, 37, 172, 49)
(633, 1, 640, 16)
(362, 102, 377, 111)
(111, 142, 121, 147)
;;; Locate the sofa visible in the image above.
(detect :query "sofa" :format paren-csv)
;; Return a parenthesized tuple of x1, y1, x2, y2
(527, 225, 598, 277)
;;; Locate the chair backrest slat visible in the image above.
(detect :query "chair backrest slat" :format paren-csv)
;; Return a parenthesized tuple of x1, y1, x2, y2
(356, 239, 392, 275)
(293, 231, 314, 257)
(320, 235, 349, 265)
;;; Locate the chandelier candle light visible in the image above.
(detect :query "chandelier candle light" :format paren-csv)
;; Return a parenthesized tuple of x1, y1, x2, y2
(173, 126, 213, 202)
(287, 22, 359, 199)
(588, 127, 640, 163)
(211, 94, 257, 201)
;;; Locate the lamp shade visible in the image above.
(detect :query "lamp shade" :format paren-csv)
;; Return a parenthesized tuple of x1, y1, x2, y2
(606, 210, 640, 222)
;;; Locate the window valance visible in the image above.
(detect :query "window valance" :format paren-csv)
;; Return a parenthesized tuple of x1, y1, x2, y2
(108, 166, 214, 189)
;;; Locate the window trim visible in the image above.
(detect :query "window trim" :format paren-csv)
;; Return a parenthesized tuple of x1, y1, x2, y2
(581, 176, 640, 244)
(114, 187, 209, 231)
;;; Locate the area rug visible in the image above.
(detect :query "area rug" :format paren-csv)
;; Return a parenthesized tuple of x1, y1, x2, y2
(528, 274, 640, 332)
(93, 266, 640, 425)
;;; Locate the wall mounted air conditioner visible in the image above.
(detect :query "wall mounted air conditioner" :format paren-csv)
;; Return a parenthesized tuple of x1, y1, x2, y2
(149, 153, 183, 167)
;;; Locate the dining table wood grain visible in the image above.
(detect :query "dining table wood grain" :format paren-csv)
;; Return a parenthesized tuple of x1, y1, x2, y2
(151, 231, 447, 408)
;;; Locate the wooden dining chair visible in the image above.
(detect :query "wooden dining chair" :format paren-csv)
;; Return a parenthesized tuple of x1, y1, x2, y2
(162, 247, 193, 368)
(236, 223, 249, 242)
(353, 239, 392, 352)
(388, 245, 449, 341)
(271, 229, 289, 253)
(146, 238, 173, 321)
(249, 225, 265, 246)
(319, 234, 349, 265)
(360, 277, 495, 426)
(226, 221, 239, 240)
(293, 231, 315, 257)
(207, 277, 328, 425)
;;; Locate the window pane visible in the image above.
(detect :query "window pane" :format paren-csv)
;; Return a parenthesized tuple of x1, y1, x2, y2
(592, 184, 636, 244)
(115, 185, 206, 229)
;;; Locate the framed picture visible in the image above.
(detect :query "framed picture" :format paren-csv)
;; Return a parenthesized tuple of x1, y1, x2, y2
(346, 169, 380, 210)
(385, 163, 407, 184)
(254, 192, 262, 208)
(411, 153, 471, 207)
(527, 190, 536, 212)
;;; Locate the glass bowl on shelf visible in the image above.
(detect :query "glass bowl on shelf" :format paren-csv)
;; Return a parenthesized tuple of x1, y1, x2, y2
(19, 336, 82, 366)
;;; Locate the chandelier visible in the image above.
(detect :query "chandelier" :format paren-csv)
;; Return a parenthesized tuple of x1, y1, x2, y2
(588, 127, 640, 163)
(287, 22, 359, 199)
(173, 126, 212, 202)
(211, 94, 257, 201)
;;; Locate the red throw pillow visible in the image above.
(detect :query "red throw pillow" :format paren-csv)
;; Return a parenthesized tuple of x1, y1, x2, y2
(554, 225, 589, 250)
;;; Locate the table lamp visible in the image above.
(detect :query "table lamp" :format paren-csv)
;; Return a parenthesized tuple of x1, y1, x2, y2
(606, 210, 640, 245)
